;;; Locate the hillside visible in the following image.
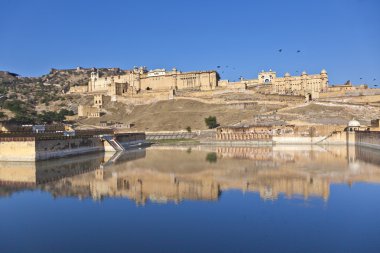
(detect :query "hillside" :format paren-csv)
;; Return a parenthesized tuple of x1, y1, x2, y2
(0, 68, 126, 123)
(80, 98, 285, 131)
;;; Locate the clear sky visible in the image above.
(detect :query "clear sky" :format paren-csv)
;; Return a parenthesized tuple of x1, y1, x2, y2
(0, 0, 379, 86)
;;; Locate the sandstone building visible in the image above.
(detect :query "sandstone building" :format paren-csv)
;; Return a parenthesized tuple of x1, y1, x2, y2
(81, 66, 333, 100)
(77, 105, 99, 117)
(219, 69, 329, 99)
(88, 66, 219, 96)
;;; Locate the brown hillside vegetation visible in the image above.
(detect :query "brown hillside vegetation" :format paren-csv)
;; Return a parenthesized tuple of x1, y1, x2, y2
(81, 98, 285, 131)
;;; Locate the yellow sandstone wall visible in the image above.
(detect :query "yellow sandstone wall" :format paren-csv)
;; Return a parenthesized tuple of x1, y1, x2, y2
(69, 86, 88, 93)
(0, 138, 36, 161)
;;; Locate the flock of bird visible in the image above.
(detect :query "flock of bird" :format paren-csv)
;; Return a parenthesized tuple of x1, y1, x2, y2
(214, 48, 377, 86)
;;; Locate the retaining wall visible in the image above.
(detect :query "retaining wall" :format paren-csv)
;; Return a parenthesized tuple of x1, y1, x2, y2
(356, 131, 380, 150)
(35, 137, 104, 160)
(0, 137, 36, 161)
(0, 132, 147, 161)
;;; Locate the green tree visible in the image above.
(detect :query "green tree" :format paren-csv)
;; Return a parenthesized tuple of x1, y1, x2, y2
(186, 126, 192, 132)
(206, 152, 217, 163)
(36, 109, 75, 124)
(10, 114, 35, 124)
(3, 99, 27, 114)
(204, 116, 218, 129)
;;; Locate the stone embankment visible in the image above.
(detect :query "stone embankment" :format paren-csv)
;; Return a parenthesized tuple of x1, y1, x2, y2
(0, 131, 146, 161)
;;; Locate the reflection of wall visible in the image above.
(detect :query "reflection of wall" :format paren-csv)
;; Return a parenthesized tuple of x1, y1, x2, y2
(43, 147, 380, 202)
(89, 171, 220, 204)
(245, 171, 330, 200)
(2, 146, 380, 203)
(355, 145, 380, 167)
(0, 153, 105, 185)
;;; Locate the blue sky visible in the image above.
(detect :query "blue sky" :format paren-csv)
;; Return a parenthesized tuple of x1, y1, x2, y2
(0, 0, 379, 86)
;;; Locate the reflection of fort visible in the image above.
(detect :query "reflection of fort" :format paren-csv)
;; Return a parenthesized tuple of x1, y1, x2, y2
(1, 146, 380, 203)
(0, 149, 146, 197)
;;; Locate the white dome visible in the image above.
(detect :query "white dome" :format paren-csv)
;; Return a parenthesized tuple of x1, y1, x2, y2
(348, 119, 361, 127)
(301, 71, 307, 75)
(321, 69, 327, 74)
(284, 72, 291, 77)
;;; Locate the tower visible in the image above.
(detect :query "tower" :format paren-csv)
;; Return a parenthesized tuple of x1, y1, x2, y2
(320, 69, 328, 91)
(88, 71, 99, 92)
(258, 69, 276, 84)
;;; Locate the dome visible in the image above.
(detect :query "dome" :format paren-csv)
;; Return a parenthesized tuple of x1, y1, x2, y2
(348, 119, 361, 127)
(284, 72, 291, 77)
(321, 69, 327, 74)
(301, 71, 307, 75)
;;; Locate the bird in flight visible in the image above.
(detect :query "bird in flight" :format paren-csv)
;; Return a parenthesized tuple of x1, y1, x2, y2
(278, 49, 282, 52)
(360, 77, 363, 80)
(373, 78, 377, 81)
(297, 50, 301, 53)
(217, 66, 221, 68)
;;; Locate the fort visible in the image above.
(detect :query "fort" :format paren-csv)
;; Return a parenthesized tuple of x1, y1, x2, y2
(67, 66, 379, 106)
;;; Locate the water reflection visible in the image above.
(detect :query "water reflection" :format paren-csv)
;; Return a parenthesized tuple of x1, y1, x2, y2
(1, 145, 380, 203)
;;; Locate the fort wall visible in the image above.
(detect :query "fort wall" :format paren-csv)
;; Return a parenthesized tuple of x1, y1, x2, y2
(319, 88, 380, 98)
(68, 86, 88, 93)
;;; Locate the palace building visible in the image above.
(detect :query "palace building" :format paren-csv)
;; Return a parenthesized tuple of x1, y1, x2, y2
(88, 66, 219, 96)
(219, 69, 329, 99)
(263, 69, 328, 98)
(79, 66, 334, 101)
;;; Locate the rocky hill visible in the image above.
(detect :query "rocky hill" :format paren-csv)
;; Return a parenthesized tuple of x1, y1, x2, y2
(0, 67, 126, 123)
(40, 67, 127, 89)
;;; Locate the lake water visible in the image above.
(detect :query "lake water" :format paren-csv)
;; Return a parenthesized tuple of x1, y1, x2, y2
(1, 145, 380, 253)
